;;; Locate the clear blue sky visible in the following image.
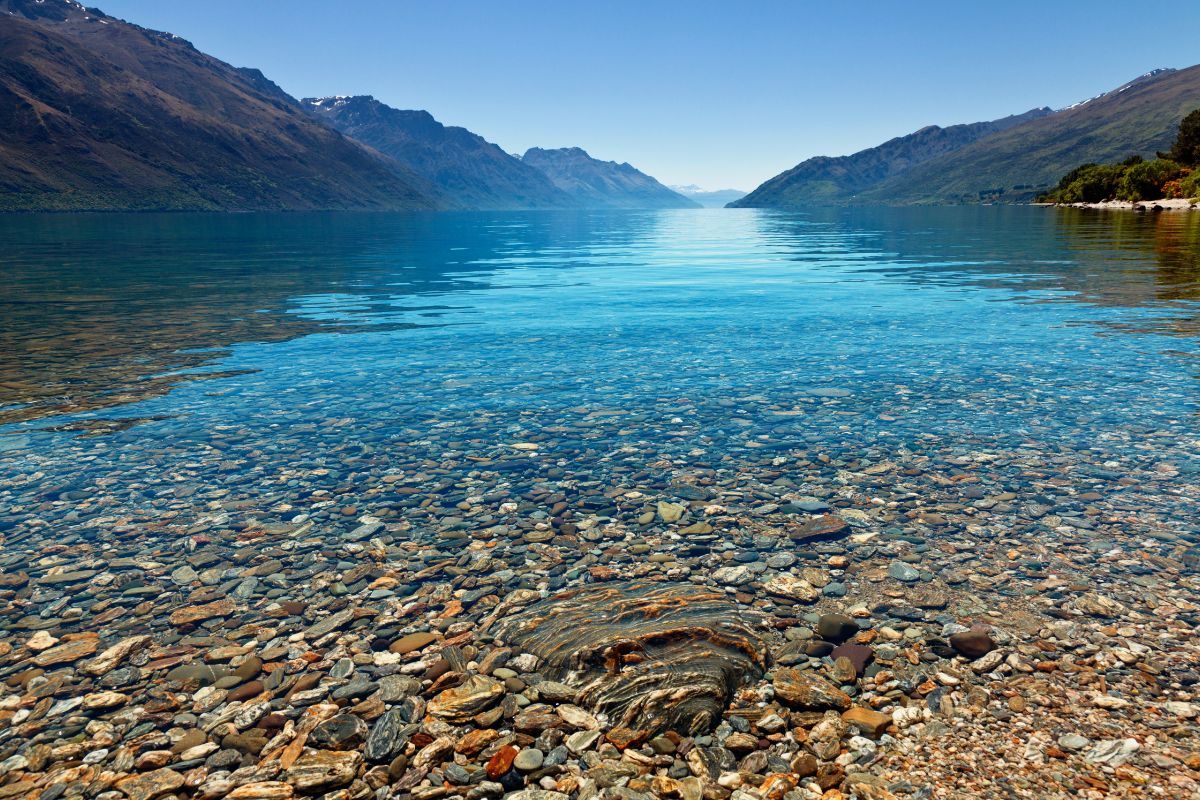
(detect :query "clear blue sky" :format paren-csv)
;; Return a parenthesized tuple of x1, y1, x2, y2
(97, 0, 1200, 191)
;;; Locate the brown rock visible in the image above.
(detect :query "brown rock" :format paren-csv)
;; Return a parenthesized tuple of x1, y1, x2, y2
(224, 731, 269, 755)
(171, 729, 207, 754)
(32, 637, 98, 667)
(389, 632, 438, 655)
(485, 744, 519, 779)
(134, 751, 174, 770)
(494, 581, 771, 737)
(227, 680, 265, 702)
(841, 706, 892, 738)
(80, 635, 150, 676)
(82, 691, 128, 710)
(761, 574, 819, 603)
(772, 668, 850, 711)
(226, 783, 295, 800)
(455, 728, 500, 756)
(0, 572, 28, 588)
(948, 630, 996, 660)
(115, 768, 185, 800)
(169, 598, 236, 626)
(816, 763, 845, 791)
(815, 614, 859, 644)
(830, 656, 857, 684)
(427, 675, 503, 722)
(724, 732, 758, 754)
(606, 727, 648, 750)
(790, 752, 818, 778)
(26, 631, 57, 651)
(790, 515, 849, 542)
(285, 750, 362, 793)
(829, 643, 873, 675)
(760, 774, 797, 800)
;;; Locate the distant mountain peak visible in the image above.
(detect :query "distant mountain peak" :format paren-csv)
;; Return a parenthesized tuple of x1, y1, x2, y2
(307, 95, 360, 109)
(3, 0, 96, 22)
(521, 148, 699, 209)
(670, 185, 748, 208)
(1061, 68, 1176, 111)
(0, 4, 445, 210)
(304, 96, 573, 210)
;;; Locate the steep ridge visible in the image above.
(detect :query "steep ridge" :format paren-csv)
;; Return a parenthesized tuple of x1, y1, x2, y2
(0, 0, 445, 211)
(731, 108, 1051, 207)
(305, 95, 574, 210)
(858, 66, 1200, 204)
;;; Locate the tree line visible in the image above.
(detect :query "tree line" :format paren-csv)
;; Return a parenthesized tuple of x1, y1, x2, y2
(1040, 108, 1200, 203)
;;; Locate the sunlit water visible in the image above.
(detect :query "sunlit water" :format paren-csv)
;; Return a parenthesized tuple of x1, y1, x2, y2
(1, 207, 1198, 552)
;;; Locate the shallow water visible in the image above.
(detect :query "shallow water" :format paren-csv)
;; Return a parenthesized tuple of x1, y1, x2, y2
(1, 206, 1198, 547)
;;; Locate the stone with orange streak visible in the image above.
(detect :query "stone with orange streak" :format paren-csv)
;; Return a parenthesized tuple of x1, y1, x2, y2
(606, 727, 648, 750)
(272, 704, 339, 770)
(455, 728, 499, 756)
(368, 576, 399, 590)
(852, 629, 878, 644)
(554, 775, 581, 795)
(651, 776, 682, 797)
(443, 630, 474, 648)
(760, 774, 797, 800)
(437, 599, 463, 618)
(428, 675, 504, 722)
(485, 745, 518, 779)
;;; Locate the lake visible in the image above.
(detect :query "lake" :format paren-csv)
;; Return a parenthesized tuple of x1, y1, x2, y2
(1, 207, 1198, 796)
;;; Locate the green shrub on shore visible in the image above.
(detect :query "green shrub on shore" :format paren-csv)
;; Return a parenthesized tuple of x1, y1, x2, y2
(1178, 170, 1200, 200)
(1040, 108, 1200, 203)
(1117, 159, 1182, 201)
(1046, 163, 1124, 203)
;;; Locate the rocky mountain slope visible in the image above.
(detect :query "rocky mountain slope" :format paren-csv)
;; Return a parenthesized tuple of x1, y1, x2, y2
(737, 66, 1200, 206)
(0, 0, 445, 211)
(522, 147, 699, 209)
(305, 96, 575, 210)
(731, 108, 1051, 207)
(858, 66, 1200, 204)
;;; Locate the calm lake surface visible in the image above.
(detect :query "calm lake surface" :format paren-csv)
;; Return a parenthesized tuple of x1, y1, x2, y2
(2, 205, 1200, 562)
(3, 207, 1198, 453)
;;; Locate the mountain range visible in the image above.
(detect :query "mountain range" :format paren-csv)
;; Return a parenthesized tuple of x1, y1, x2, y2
(304, 96, 572, 210)
(735, 66, 1200, 207)
(670, 185, 747, 208)
(731, 109, 1052, 207)
(0, 0, 688, 211)
(0, 0, 445, 211)
(3, 0, 1199, 212)
(521, 148, 698, 209)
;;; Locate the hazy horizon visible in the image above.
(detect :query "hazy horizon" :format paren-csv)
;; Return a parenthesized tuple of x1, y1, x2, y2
(50, 0, 1200, 190)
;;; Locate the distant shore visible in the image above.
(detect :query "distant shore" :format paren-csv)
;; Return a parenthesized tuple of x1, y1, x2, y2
(1035, 198, 1199, 211)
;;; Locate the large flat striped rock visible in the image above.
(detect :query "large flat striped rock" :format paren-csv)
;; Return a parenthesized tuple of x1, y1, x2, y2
(495, 581, 773, 737)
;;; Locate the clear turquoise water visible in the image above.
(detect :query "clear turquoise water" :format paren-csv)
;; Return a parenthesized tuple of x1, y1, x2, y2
(1, 207, 1198, 541)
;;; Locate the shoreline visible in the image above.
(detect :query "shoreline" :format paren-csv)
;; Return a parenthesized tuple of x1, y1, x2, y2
(1036, 198, 1199, 211)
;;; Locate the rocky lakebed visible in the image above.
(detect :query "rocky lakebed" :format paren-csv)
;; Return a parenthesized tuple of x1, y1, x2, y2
(1, 400, 1198, 800)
